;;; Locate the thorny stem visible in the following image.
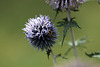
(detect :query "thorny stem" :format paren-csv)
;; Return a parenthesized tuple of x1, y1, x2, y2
(50, 48, 57, 67)
(67, 2, 78, 60)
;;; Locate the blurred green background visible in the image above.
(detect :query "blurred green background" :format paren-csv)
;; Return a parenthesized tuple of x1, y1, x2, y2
(0, 0, 100, 67)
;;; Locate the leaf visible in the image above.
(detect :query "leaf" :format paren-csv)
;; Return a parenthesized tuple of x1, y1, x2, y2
(77, 36, 88, 46)
(62, 56, 67, 59)
(62, 23, 70, 46)
(64, 47, 73, 56)
(80, 36, 88, 41)
(56, 53, 67, 59)
(71, 20, 81, 29)
(56, 21, 65, 27)
(56, 17, 67, 27)
(56, 53, 61, 58)
(57, 17, 81, 46)
(68, 36, 88, 47)
(46, 49, 51, 59)
(85, 51, 100, 58)
(64, 36, 88, 56)
(57, 17, 70, 46)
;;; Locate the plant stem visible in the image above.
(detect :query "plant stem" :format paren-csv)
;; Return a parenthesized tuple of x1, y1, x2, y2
(50, 48, 57, 67)
(70, 27, 78, 60)
(67, 3, 78, 60)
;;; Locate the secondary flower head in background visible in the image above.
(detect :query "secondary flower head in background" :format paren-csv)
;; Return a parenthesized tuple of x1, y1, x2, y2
(46, 0, 85, 11)
(22, 15, 57, 50)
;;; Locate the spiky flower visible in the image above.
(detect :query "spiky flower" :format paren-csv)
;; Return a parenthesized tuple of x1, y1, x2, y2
(22, 15, 57, 50)
(46, 0, 85, 11)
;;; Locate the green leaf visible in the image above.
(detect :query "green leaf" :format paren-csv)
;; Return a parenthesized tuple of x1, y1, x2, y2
(56, 21, 65, 27)
(57, 17, 81, 46)
(57, 17, 70, 46)
(56, 53, 67, 59)
(56, 53, 61, 58)
(80, 36, 88, 41)
(56, 17, 67, 27)
(71, 20, 81, 29)
(65, 36, 88, 56)
(62, 22, 70, 46)
(77, 36, 88, 46)
(64, 47, 73, 56)
(85, 51, 100, 58)
(68, 36, 88, 47)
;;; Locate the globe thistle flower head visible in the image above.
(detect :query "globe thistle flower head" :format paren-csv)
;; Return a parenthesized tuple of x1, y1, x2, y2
(22, 15, 57, 50)
(45, 0, 85, 11)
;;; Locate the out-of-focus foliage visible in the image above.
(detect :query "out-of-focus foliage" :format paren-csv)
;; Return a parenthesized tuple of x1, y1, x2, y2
(85, 51, 100, 58)
(68, 36, 88, 47)
(65, 36, 88, 55)
(55, 53, 67, 59)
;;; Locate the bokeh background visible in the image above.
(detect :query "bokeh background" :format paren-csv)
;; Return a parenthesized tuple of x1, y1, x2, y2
(0, 0, 100, 67)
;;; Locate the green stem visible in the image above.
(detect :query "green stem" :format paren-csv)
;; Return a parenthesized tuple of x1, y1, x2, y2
(70, 27, 78, 60)
(67, 3, 78, 60)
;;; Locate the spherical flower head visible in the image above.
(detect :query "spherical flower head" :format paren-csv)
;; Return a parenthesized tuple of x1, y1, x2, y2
(22, 15, 57, 50)
(45, 0, 85, 11)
